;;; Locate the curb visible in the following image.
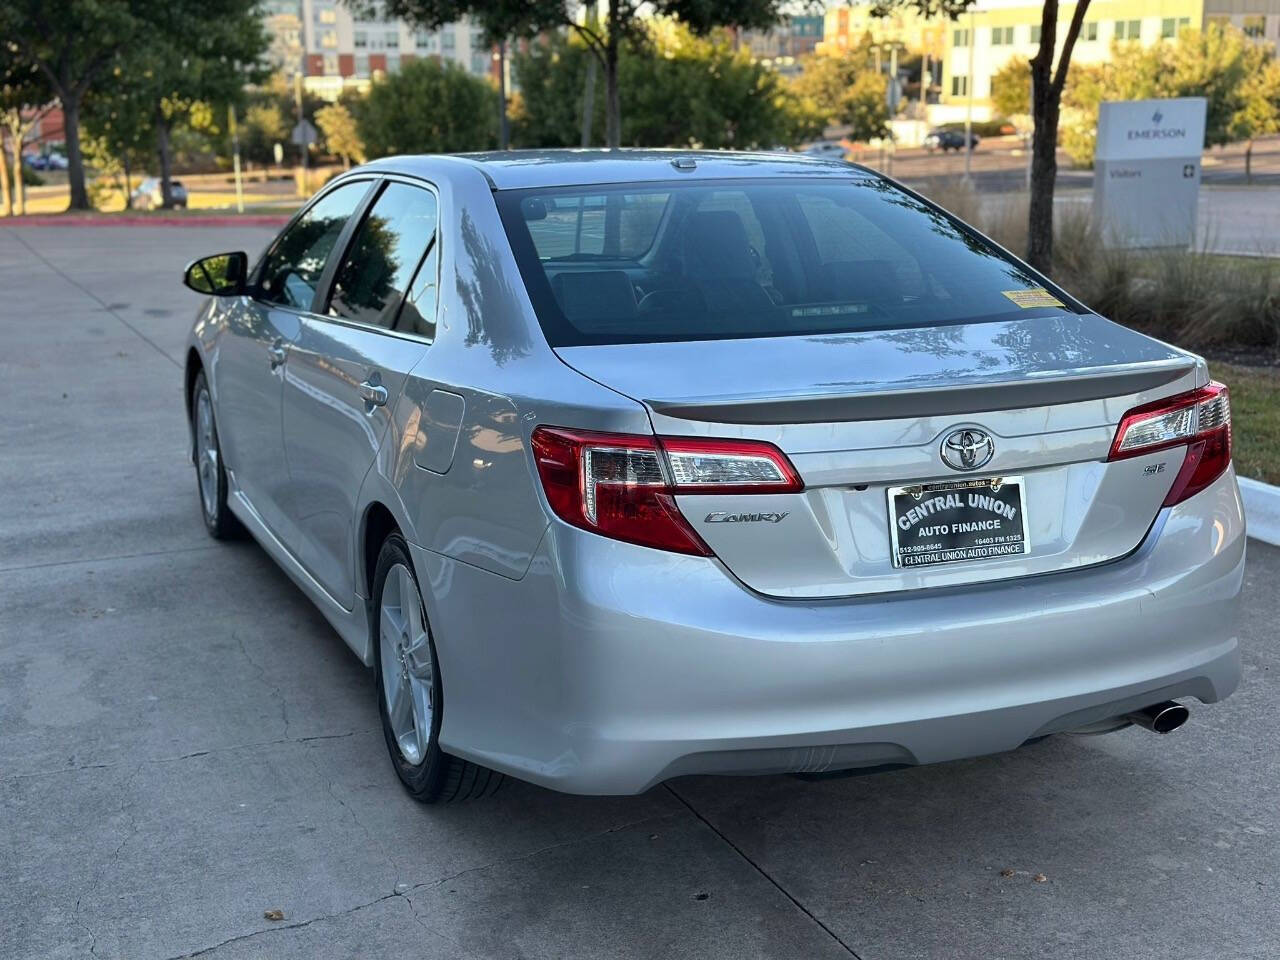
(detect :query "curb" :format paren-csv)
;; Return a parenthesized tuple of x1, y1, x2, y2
(1240, 476, 1280, 547)
(1, 214, 290, 228)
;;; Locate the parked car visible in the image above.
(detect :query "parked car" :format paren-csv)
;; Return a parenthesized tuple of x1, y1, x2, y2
(25, 152, 68, 170)
(132, 177, 188, 209)
(801, 140, 850, 161)
(924, 129, 980, 152)
(181, 150, 1243, 803)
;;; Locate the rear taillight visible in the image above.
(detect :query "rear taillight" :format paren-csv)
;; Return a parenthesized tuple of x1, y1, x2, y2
(530, 427, 802, 555)
(1108, 382, 1231, 506)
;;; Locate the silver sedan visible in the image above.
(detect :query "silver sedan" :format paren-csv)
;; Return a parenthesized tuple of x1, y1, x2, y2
(182, 150, 1243, 802)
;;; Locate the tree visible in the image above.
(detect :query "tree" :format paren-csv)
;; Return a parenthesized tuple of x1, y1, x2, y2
(82, 62, 154, 208)
(511, 24, 811, 149)
(1061, 25, 1280, 177)
(113, 0, 266, 208)
(316, 102, 365, 168)
(355, 57, 497, 156)
(241, 100, 291, 167)
(790, 45, 892, 142)
(0, 0, 145, 209)
(1, 45, 53, 216)
(364, 0, 796, 148)
(990, 55, 1031, 120)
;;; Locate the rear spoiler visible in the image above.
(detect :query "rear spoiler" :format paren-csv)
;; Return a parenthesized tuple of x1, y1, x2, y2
(646, 356, 1199, 425)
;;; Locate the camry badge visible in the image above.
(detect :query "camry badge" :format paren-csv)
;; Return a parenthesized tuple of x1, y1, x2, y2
(940, 428, 995, 472)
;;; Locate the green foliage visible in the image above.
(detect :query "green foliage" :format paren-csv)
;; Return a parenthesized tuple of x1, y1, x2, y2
(789, 46, 890, 142)
(316, 102, 366, 166)
(511, 24, 811, 149)
(1063, 24, 1280, 166)
(241, 100, 292, 166)
(355, 58, 497, 156)
(367, 0, 798, 146)
(989, 56, 1031, 120)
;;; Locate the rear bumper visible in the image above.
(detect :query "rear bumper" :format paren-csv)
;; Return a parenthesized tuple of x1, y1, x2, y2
(413, 468, 1245, 795)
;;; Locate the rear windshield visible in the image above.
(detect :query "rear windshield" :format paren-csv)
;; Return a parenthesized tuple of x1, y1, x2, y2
(495, 177, 1079, 347)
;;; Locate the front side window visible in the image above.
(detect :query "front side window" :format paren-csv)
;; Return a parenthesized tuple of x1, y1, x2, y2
(497, 178, 1075, 347)
(327, 181, 439, 333)
(256, 181, 370, 310)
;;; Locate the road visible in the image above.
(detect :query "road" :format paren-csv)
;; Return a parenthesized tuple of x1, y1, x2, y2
(2, 225, 1278, 960)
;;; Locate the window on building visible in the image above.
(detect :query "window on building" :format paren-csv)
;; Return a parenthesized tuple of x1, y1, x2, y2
(385, 31, 399, 48)
(1030, 25, 1041, 43)
(320, 30, 337, 49)
(323, 54, 338, 75)
(1161, 18, 1176, 38)
(442, 29, 456, 50)
(1243, 15, 1265, 37)
(1115, 19, 1141, 40)
(354, 30, 367, 48)
(355, 54, 370, 77)
(471, 52, 489, 74)
(386, 53, 400, 72)
(991, 26, 1014, 45)
(1085, 22, 1098, 41)
(415, 30, 433, 48)
(317, 7, 336, 23)
(953, 28, 969, 47)
(951, 75, 969, 97)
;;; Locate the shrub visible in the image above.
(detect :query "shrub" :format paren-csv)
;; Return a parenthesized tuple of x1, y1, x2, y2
(919, 178, 1280, 350)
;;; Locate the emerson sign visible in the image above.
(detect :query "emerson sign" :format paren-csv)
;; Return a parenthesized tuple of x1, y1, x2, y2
(1093, 97, 1207, 248)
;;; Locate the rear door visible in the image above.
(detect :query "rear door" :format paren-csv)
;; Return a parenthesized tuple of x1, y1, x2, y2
(280, 178, 441, 605)
(213, 179, 372, 536)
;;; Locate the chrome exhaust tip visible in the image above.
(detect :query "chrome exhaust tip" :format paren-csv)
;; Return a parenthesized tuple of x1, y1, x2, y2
(1127, 701, 1190, 734)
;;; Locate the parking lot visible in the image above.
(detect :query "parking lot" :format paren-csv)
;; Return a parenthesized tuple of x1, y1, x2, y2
(2, 224, 1278, 960)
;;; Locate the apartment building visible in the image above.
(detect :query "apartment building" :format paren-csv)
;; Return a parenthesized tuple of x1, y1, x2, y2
(261, 0, 496, 100)
(938, 0, 1280, 121)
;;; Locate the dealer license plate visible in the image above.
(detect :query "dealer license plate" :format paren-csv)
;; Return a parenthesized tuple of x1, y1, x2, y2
(888, 476, 1030, 568)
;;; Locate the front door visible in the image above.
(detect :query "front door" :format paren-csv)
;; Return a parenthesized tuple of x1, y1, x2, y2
(213, 179, 374, 535)
(281, 179, 441, 605)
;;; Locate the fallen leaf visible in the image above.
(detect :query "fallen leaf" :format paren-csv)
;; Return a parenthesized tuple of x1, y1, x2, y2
(264, 909, 285, 921)
(1000, 869, 1015, 877)
(1033, 874, 1048, 884)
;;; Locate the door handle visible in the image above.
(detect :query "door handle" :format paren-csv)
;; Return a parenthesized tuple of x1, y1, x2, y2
(359, 380, 388, 407)
(267, 343, 286, 369)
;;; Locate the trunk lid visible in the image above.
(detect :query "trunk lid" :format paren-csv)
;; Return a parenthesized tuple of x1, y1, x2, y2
(555, 313, 1203, 599)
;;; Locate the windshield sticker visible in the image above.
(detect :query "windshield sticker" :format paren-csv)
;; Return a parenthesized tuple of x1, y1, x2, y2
(1002, 288, 1065, 309)
(791, 303, 870, 318)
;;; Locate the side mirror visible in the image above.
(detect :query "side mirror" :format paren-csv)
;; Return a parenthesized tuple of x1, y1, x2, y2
(183, 251, 249, 296)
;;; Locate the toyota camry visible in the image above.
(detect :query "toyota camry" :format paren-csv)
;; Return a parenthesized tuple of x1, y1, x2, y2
(181, 151, 1244, 802)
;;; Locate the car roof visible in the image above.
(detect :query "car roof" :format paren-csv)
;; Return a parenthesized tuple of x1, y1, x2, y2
(362, 149, 878, 190)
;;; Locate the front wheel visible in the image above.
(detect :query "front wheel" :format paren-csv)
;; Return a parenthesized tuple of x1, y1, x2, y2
(192, 371, 242, 539)
(372, 534, 503, 803)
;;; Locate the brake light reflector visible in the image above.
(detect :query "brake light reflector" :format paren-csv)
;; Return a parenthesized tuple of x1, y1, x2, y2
(1108, 382, 1231, 506)
(530, 427, 802, 555)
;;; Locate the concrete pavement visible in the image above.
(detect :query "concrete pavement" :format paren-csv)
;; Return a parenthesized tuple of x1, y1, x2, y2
(1, 224, 1278, 960)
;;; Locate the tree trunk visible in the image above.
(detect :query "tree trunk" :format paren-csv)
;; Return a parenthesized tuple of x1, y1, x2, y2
(497, 40, 510, 149)
(156, 110, 174, 209)
(123, 153, 134, 210)
(62, 96, 90, 210)
(1024, 0, 1090, 275)
(0, 134, 11, 217)
(1027, 66, 1059, 274)
(1245, 139, 1253, 184)
(604, 0, 621, 148)
(11, 133, 26, 216)
(581, 54, 597, 147)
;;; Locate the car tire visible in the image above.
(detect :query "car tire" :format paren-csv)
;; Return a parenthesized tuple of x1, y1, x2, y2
(191, 371, 243, 540)
(372, 534, 503, 803)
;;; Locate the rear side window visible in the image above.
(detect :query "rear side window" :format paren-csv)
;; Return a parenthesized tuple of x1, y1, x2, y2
(497, 178, 1077, 346)
(256, 181, 370, 310)
(327, 181, 439, 332)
